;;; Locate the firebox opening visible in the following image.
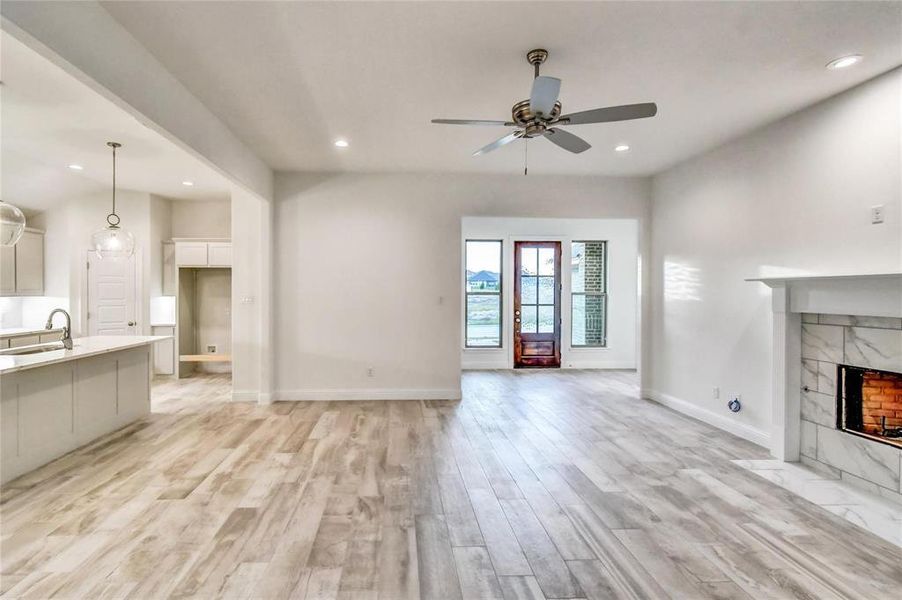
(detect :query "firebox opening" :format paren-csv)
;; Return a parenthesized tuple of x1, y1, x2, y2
(836, 364, 902, 449)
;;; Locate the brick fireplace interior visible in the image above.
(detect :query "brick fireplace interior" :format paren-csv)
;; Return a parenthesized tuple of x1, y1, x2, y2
(838, 365, 902, 448)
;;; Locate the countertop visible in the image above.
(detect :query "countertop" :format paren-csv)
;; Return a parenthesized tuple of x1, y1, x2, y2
(0, 335, 171, 375)
(0, 327, 64, 338)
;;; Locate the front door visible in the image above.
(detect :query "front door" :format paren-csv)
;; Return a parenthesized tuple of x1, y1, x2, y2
(87, 251, 138, 335)
(514, 241, 561, 368)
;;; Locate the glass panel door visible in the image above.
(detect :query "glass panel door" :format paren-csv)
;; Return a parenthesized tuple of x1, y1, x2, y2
(514, 241, 561, 368)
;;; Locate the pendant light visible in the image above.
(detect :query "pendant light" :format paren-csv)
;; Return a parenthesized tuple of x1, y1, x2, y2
(0, 201, 26, 246)
(91, 141, 135, 259)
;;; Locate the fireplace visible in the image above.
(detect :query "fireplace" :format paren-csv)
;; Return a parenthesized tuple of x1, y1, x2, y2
(837, 364, 902, 448)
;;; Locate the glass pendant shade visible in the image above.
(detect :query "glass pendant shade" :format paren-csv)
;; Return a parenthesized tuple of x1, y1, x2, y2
(91, 225, 135, 259)
(94, 141, 135, 259)
(0, 201, 27, 246)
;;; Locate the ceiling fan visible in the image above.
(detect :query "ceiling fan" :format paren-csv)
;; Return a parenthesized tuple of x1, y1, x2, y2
(431, 49, 657, 156)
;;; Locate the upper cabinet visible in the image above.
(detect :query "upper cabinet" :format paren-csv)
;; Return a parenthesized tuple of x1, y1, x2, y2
(175, 242, 208, 267)
(173, 240, 231, 268)
(0, 229, 44, 296)
(207, 242, 232, 267)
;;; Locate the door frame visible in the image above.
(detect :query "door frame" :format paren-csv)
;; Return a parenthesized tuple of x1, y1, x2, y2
(513, 241, 562, 368)
(82, 249, 143, 337)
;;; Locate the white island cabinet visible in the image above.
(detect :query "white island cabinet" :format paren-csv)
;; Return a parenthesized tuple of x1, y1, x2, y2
(0, 336, 168, 484)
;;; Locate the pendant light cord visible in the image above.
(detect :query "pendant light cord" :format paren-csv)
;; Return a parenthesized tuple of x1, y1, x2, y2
(106, 142, 121, 227)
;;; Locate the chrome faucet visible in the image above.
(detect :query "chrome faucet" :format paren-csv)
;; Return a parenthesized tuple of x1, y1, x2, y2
(46, 308, 73, 350)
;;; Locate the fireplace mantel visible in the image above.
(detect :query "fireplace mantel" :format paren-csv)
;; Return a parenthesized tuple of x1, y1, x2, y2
(751, 272, 902, 461)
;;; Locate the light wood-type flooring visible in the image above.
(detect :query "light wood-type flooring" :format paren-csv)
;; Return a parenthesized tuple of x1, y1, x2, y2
(2, 370, 901, 599)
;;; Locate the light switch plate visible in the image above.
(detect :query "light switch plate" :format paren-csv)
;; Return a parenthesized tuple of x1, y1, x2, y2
(871, 205, 885, 224)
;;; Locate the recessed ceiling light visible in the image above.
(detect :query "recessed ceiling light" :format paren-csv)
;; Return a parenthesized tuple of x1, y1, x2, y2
(826, 54, 862, 70)
(182, 180, 194, 187)
(614, 144, 631, 153)
(334, 139, 349, 148)
(68, 164, 84, 171)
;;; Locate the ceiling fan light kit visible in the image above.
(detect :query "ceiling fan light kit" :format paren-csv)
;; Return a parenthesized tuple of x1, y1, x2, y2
(432, 48, 658, 162)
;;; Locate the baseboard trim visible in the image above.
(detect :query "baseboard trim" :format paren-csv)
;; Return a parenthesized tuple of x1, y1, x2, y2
(462, 361, 509, 370)
(642, 388, 770, 448)
(564, 360, 636, 369)
(274, 388, 462, 401)
(231, 390, 259, 402)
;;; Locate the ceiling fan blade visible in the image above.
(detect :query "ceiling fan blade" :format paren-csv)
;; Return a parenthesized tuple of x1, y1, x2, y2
(544, 128, 591, 154)
(529, 76, 561, 118)
(559, 102, 657, 125)
(473, 131, 523, 156)
(432, 119, 515, 126)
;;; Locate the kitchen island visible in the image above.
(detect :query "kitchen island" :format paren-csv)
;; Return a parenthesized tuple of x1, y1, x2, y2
(0, 336, 169, 484)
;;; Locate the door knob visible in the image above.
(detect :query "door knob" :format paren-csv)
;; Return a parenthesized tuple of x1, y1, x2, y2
(128, 321, 136, 326)
(515, 310, 520, 316)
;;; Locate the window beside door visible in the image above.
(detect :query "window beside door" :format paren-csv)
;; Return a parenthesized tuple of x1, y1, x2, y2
(465, 240, 502, 347)
(571, 241, 607, 347)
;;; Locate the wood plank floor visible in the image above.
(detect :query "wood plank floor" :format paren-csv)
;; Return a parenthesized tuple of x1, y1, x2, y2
(2, 370, 901, 599)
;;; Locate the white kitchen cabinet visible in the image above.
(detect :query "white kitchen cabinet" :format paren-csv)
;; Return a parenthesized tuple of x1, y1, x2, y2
(14, 231, 44, 295)
(175, 242, 208, 267)
(0, 246, 15, 295)
(207, 242, 232, 267)
(151, 325, 175, 375)
(173, 241, 231, 268)
(0, 229, 44, 296)
(1, 345, 152, 484)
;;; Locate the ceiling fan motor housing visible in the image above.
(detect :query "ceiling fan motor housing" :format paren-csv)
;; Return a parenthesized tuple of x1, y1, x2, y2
(512, 99, 561, 131)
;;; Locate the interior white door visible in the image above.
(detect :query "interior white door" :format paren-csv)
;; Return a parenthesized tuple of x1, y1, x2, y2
(87, 252, 137, 336)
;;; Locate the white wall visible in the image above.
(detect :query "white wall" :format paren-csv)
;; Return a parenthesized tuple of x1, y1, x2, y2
(231, 187, 271, 401)
(274, 172, 650, 400)
(171, 199, 230, 238)
(646, 68, 902, 445)
(149, 195, 172, 298)
(461, 217, 639, 369)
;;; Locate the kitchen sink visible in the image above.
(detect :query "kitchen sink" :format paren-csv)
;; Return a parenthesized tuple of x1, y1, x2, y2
(0, 342, 67, 356)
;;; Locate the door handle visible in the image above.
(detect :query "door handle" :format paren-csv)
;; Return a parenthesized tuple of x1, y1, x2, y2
(128, 321, 136, 326)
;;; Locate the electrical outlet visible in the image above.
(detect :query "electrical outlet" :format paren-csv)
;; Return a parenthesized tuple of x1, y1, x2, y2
(207, 345, 217, 353)
(871, 205, 885, 224)
(367, 367, 375, 378)
(712, 386, 720, 399)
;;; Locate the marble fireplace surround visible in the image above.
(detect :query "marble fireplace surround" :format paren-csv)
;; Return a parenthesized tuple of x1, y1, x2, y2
(751, 273, 902, 501)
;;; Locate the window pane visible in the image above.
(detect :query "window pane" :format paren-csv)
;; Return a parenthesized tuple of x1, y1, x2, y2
(466, 295, 500, 346)
(520, 247, 537, 275)
(538, 247, 554, 275)
(571, 241, 605, 293)
(538, 305, 555, 333)
(521, 305, 537, 333)
(466, 241, 501, 293)
(538, 276, 554, 304)
(572, 293, 605, 346)
(521, 276, 537, 304)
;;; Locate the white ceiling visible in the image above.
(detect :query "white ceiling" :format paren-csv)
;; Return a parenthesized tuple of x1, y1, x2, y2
(101, 1, 902, 176)
(0, 32, 232, 212)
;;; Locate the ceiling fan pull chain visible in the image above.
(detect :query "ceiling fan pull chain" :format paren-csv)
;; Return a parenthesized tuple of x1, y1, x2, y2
(524, 138, 528, 176)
